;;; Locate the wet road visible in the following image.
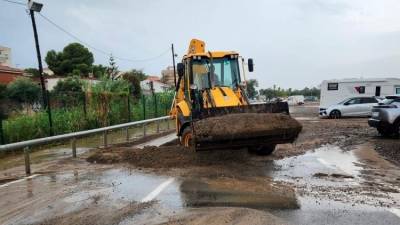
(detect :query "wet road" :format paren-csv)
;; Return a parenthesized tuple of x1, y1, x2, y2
(1, 106, 400, 225)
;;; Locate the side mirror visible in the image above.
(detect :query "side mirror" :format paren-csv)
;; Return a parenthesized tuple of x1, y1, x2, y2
(177, 63, 184, 78)
(248, 58, 254, 72)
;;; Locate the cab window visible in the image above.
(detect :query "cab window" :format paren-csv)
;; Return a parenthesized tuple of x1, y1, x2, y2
(192, 61, 210, 90)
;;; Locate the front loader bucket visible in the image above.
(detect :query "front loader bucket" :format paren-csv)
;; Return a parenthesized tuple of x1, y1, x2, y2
(191, 102, 302, 151)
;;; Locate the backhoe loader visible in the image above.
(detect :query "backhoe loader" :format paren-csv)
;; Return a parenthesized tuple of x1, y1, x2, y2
(170, 39, 302, 154)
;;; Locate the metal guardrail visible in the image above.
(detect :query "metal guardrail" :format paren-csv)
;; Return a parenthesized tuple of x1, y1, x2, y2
(0, 116, 172, 175)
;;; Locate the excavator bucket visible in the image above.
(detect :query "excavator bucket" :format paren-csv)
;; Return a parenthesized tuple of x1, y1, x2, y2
(191, 102, 302, 151)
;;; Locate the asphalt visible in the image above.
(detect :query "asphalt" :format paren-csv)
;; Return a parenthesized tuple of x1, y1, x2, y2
(0, 104, 399, 225)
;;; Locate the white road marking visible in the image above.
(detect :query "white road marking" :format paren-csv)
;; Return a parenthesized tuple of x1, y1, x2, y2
(0, 174, 40, 189)
(141, 178, 175, 202)
(317, 158, 336, 170)
(388, 208, 400, 218)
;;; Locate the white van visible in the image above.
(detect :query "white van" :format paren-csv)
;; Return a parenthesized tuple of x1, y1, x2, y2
(320, 78, 400, 109)
(287, 95, 305, 106)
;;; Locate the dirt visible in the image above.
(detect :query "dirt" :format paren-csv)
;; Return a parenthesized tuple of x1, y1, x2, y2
(30, 201, 154, 225)
(374, 139, 400, 166)
(193, 113, 302, 143)
(159, 207, 288, 225)
(87, 145, 253, 170)
(86, 114, 375, 171)
(313, 172, 354, 179)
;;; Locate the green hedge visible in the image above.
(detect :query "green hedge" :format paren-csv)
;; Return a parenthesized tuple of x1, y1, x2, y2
(1, 92, 173, 144)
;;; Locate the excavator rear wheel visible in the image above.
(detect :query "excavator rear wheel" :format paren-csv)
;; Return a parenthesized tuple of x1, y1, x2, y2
(248, 144, 276, 156)
(180, 127, 193, 147)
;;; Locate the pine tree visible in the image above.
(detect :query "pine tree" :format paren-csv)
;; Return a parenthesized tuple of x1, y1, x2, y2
(107, 55, 119, 80)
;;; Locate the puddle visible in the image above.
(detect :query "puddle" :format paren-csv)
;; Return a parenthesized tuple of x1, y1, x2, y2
(270, 195, 400, 225)
(270, 145, 363, 186)
(179, 178, 299, 210)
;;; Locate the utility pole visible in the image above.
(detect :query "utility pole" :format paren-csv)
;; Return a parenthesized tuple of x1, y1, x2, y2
(171, 44, 177, 87)
(28, 1, 54, 136)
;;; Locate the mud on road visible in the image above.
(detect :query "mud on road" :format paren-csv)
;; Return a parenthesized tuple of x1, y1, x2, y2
(87, 104, 400, 208)
(1, 103, 400, 225)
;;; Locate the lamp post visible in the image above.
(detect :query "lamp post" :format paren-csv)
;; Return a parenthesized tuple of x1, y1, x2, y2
(28, 0, 54, 136)
(171, 44, 177, 87)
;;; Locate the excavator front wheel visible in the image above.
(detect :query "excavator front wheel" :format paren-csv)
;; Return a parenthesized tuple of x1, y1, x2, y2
(248, 144, 277, 156)
(181, 127, 193, 147)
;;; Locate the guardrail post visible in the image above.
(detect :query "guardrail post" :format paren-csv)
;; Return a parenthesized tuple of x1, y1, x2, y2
(71, 138, 77, 158)
(125, 128, 130, 142)
(24, 147, 31, 175)
(157, 120, 160, 133)
(143, 124, 146, 137)
(103, 131, 108, 148)
(167, 119, 170, 130)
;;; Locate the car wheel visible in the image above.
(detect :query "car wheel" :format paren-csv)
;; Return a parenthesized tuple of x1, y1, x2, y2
(377, 126, 395, 137)
(329, 110, 341, 119)
(394, 119, 400, 137)
(180, 127, 193, 147)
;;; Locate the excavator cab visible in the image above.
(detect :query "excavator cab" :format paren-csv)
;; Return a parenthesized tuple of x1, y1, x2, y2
(171, 39, 301, 154)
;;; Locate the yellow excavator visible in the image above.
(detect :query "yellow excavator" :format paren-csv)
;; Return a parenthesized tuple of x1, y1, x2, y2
(170, 39, 301, 154)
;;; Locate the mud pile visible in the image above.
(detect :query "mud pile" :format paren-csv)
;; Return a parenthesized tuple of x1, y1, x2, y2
(193, 113, 302, 142)
(159, 207, 288, 225)
(87, 145, 252, 169)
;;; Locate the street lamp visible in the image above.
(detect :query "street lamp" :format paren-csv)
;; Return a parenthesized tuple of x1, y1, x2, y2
(28, 0, 54, 136)
(28, 0, 43, 12)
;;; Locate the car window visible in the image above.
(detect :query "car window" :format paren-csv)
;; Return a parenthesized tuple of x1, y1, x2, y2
(346, 98, 361, 105)
(361, 97, 378, 104)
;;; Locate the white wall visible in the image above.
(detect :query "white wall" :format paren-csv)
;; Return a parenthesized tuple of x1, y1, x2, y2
(140, 80, 171, 95)
(46, 78, 99, 91)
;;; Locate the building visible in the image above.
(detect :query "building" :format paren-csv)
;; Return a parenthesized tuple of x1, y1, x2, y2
(43, 68, 54, 76)
(161, 66, 176, 86)
(0, 65, 23, 85)
(45, 77, 100, 91)
(0, 46, 12, 67)
(140, 76, 171, 95)
(320, 78, 400, 108)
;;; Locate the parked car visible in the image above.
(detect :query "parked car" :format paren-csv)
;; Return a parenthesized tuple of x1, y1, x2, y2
(368, 96, 400, 137)
(319, 96, 381, 118)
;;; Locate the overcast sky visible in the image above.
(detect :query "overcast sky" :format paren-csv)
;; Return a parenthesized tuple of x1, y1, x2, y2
(1, 0, 400, 89)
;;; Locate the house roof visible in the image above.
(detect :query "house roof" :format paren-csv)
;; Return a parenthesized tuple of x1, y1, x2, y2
(0, 66, 24, 84)
(0, 65, 23, 74)
(146, 76, 161, 82)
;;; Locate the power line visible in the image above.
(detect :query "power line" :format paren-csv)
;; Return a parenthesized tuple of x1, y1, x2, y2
(38, 12, 110, 56)
(1, 0, 25, 6)
(37, 12, 170, 63)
